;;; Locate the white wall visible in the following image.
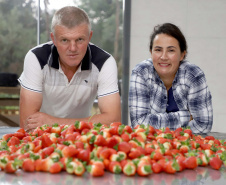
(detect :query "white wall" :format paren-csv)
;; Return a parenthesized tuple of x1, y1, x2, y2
(130, 0, 226, 132)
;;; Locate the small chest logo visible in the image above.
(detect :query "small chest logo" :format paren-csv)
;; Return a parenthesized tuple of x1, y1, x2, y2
(84, 80, 88, 83)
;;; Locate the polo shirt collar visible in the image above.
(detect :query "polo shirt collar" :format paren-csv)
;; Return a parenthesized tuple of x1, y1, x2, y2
(49, 43, 92, 71)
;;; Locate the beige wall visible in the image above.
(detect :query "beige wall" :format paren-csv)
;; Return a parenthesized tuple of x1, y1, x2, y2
(130, 0, 226, 132)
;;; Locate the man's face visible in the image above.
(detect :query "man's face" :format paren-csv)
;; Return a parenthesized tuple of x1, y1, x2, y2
(51, 23, 92, 72)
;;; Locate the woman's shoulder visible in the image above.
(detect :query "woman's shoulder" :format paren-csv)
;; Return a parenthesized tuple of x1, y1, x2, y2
(180, 60, 205, 77)
(132, 59, 154, 74)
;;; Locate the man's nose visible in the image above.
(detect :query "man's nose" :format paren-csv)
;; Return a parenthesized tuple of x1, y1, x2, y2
(69, 41, 77, 51)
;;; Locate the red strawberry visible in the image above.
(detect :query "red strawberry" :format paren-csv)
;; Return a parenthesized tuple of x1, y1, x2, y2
(74, 121, 91, 131)
(106, 137, 119, 148)
(183, 156, 198, 169)
(41, 134, 53, 148)
(61, 146, 78, 158)
(40, 146, 55, 159)
(120, 132, 131, 142)
(164, 159, 180, 174)
(108, 161, 122, 174)
(22, 158, 35, 172)
(7, 136, 20, 146)
(49, 162, 62, 174)
(2, 133, 14, 141)
(175, 155, 186, 171)
(150, 150, 164, 161)
(209, 156, 222, 170)
(77, 149, 90, 163)
(152, 162, 162, 173)
(118, 141, 131, 154)
(4, 161, 17, 173)
(86, 163, 105, 177)
(122, 125, 133, 134)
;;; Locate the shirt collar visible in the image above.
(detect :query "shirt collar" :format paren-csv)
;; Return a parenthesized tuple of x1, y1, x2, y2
(49, 43, 92, 71)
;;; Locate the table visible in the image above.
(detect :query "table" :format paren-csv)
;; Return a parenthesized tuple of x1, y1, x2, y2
(1, 127, 226, 185)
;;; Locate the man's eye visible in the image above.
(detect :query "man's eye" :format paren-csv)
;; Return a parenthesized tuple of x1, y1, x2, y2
(169, 49, 175, 52)
(61, 39, 68, 43)
(77, 38, 84, 43)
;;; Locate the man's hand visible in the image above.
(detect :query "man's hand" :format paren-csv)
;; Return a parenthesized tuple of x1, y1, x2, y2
(25, 112, 55, 132)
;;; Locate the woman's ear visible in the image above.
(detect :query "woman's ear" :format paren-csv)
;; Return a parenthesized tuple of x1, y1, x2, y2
(181, 51, 186, 60)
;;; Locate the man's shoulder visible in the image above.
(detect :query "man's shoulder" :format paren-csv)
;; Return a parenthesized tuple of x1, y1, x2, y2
(30, 41, 55, 69)
(89, 43, 112, 71)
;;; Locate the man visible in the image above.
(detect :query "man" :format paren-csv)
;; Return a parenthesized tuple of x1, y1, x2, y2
(18, 6, 121, 131)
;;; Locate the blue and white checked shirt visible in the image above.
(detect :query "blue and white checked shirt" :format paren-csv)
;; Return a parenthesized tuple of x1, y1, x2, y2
(129, 59, 213, 134)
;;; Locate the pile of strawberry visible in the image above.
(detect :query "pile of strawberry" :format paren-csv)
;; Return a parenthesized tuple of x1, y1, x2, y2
(0, 122, 226, 177)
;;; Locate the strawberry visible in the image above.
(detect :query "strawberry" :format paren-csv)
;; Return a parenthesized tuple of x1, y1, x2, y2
(108, 161, 122, 174)
(4, 161, 17, 173)
(175, 155, 186, 171)
(74, 121, 91, 131)
(89, 135, 107, 146)
(122, 125, 133, 134)
(136, 162, 152, 176)
(66, 159, 85, 176)
(118, 141, 131, 154)
(7, 136, 20, 146)
(122, 160, 136, 176)
(183, 156, 198, 169)
(2, 133, 14, 141)
(120, 132, 131, 142)
(164, 159, 180, 174)
(106, 137, 119, 148)
(4, 158, 22, 173)
(152, 162, 162, 173)
(41, 134, 53, 148)
(40, 146, 55, 159)
(13, 131, 26, 140)
(0, 155, 10, 170)
(22, 158, 35, 172)
(86, 163, 105, 177)
(209, 156, 222, 170)
(49, 162, 62, 174)
(61, 146, 78, 158)
(110, 122, 122, 127)
(51, 123, 62, 135)
(77, 149, 90, 163)
(145, 143, 155, 155)
(150, 150, 164, 161)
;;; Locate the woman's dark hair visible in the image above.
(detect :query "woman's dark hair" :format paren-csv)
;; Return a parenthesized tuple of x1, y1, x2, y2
(149, 23, 187, 58)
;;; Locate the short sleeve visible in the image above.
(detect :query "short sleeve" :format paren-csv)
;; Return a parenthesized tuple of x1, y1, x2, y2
(97, 55, 119, 97)
(18, 50, 43, 93)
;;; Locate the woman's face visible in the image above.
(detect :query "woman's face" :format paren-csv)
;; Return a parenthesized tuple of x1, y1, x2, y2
(150, 33, 186, 79)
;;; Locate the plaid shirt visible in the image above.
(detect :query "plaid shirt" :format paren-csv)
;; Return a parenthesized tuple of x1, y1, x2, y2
(129, 59, 213, 134)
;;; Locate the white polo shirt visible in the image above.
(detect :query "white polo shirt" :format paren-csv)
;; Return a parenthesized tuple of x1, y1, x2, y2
(18, 41, 119, 118)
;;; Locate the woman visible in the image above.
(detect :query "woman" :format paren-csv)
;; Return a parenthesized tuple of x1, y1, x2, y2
(129, 23, 213, 134)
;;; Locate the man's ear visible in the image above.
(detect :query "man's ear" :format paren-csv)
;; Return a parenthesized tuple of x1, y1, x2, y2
(89, 31, 93, 42)
(50, 32, 55, 44)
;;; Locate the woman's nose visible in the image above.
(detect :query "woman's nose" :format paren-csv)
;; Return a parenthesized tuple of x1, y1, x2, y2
(160, 51, 168, 60)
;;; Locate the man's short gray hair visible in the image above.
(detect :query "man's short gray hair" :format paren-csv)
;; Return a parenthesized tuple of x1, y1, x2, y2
(51, 6, 91, 35)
